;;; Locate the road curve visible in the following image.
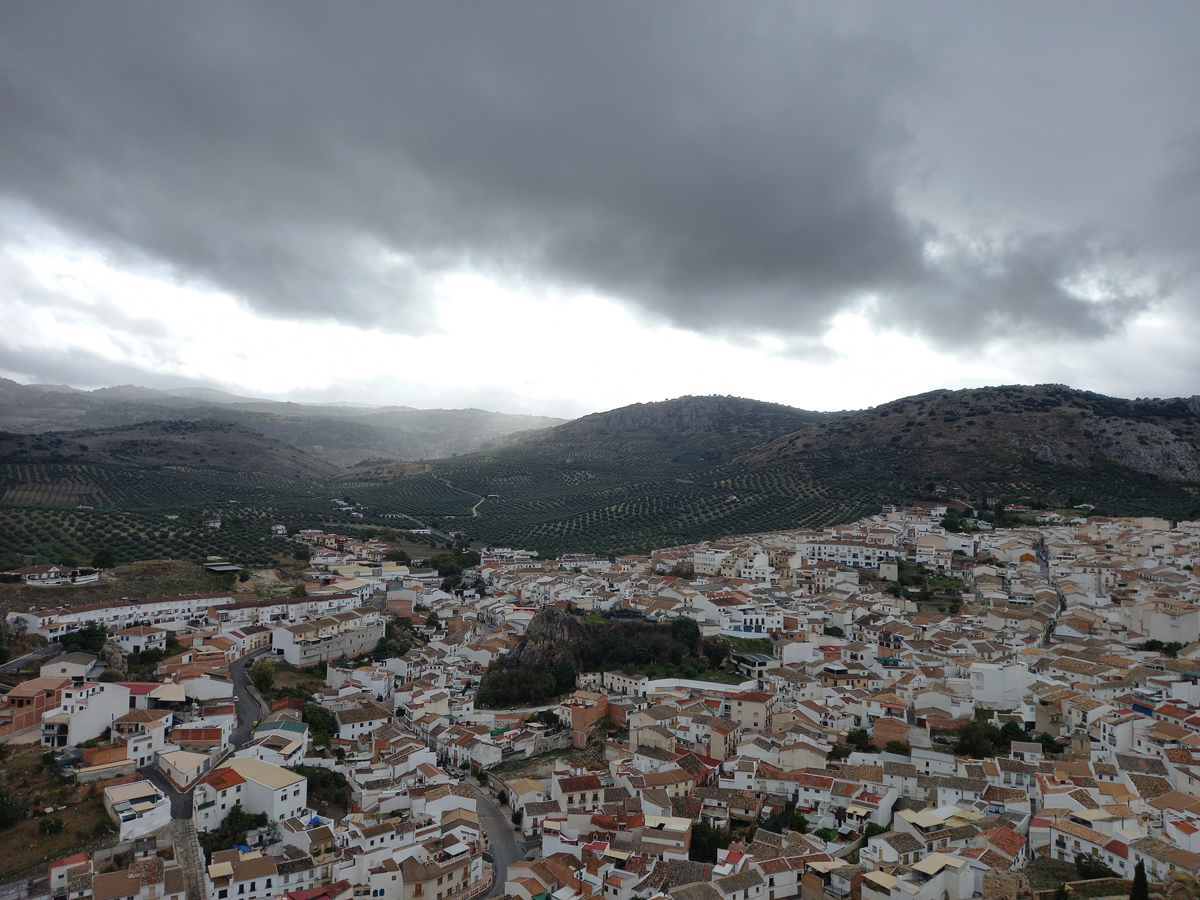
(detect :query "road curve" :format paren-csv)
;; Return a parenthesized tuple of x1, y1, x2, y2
(473, 786, 526, 898)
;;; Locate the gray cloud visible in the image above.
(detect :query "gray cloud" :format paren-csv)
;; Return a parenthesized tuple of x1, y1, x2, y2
(0, 2, 1197, 354)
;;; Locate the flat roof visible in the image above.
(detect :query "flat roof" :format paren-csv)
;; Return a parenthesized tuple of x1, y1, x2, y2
(104, 780, 161, 803)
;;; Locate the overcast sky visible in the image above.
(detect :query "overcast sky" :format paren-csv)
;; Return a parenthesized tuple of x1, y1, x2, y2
(2, 4, 1198, 418)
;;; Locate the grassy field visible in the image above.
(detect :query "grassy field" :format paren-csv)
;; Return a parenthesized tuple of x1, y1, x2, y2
(0, 746, 116, 880)
(637, 664, 744, 685)
(271, 662, 326, 696)
(1026, 857, 1079, 891)
(0, 559, 256, 613)
(723, 636, 774, 655)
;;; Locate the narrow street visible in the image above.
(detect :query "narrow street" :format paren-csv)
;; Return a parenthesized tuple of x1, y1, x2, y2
(0, 643, 58, 675)
(228, 648, 272, 747)
(472, 786, 535, 898)
(140, 763, 193, 820)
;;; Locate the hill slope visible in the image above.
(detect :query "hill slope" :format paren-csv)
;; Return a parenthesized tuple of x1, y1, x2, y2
(0, 420, 340, 481)
(0, 378, 564, 463)
(737, 384, 1200, 508)
(3, 385, 1199, 563)
(385, 386, 1200, 554)
(412, 396, 846, 552)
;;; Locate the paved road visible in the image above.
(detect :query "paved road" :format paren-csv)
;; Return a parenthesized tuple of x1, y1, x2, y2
(0, 644, 58, 675)
(140, 763, 194, 820)
(473, 787, 536, 898)
(228, 648, 272, 747)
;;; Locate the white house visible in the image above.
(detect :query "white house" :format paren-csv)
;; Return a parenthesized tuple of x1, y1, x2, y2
(42, 682, 130, 748)
(103, 780, 172, 840)
(193, 758, 308, 833)
(113, 625, 169, 655)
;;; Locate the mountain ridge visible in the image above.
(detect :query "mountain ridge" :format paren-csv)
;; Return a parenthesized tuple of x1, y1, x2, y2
(0, 384, 1198, 559)
(0, 378, 565, 464)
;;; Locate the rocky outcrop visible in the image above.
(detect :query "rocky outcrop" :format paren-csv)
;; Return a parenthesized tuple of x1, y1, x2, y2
(1084, 418, 1200, 481)
(981, 870, 1035, 900)
(503, 607, 587, 671)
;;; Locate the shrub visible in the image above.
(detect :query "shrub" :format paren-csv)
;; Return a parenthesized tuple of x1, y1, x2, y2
(39, 817, 65, 835)
(0, 794, 22, 829)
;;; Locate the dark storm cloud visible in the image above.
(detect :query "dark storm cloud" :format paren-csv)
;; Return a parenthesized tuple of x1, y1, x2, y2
(0, 3, 1196, 347)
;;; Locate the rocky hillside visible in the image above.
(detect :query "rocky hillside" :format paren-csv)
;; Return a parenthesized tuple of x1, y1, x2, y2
(501, 607, 588, 671)
(420, 386, 1200, 555)
(743, 384, 1200, 483)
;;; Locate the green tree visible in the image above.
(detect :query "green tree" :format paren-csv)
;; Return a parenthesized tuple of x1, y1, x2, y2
(845, 729, 872, 750)
(0, 793, 21, 829)
(671, 617, 700, 651)
(954, 719, 1005, 758)
(1129, 860, 1148, 900)
(885, 741, 909, 755)
(701, 639, 728, 669)
(291, 582, 308, 597)
(425, 611, 439, 628)
(823, 625, 844, 637)
(1036, 732, 1065, 755)
(239, 569, 252, 583)
(551, 658, 577, 695)
(303, 703, 338, 738)
(60, 623, 108, 655)
(198, 803, 269, 860)
(91, 548, 117, 569)
(250, 659, 275, 694)
(788, 811, 809, 833)
(689, 821, 736, 863)
(38, 817, 65, 835)
(1075, 854, 1115, 880)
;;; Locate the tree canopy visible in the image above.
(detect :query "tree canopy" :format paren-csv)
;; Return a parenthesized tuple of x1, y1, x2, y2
(1130, 860, 1149, 900)
(303, 703, 338, 742)
(250, 659, 275, 694)
(60, 623, 108, 655)
(671, 616, 700, 650)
